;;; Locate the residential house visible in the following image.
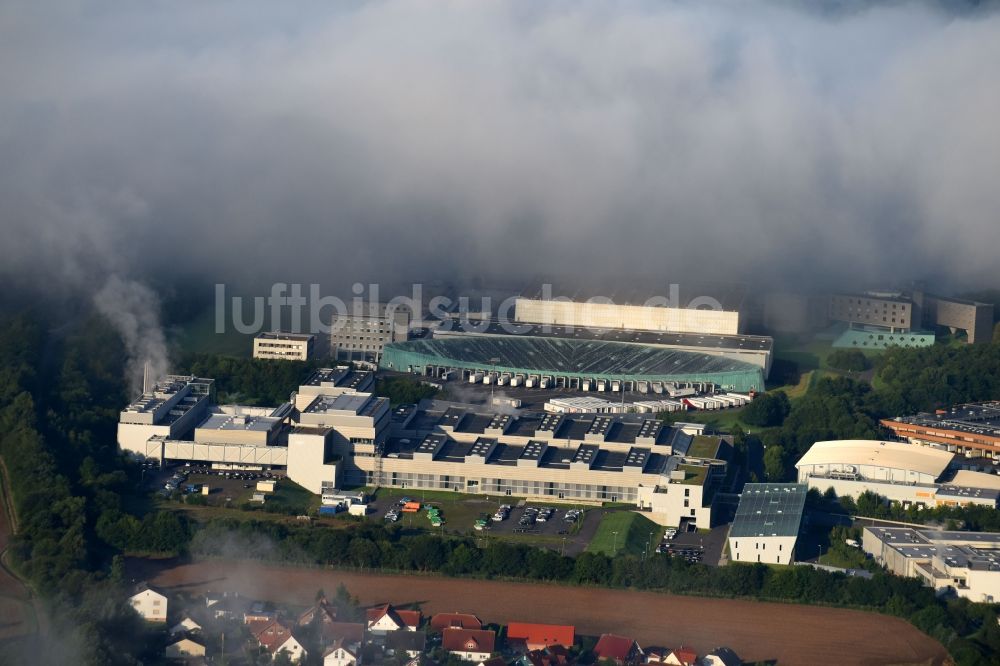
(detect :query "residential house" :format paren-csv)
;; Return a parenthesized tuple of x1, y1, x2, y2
(169, 616, 203, 637)
(244, 600, 279, 624)
(442, 627, 496, 663)
(430, 612, 482, 632)
(387, 629, 427, 659)
(324, 641, 360, 666)
(206, 594, 245, 621)
(252, 620, 308, 663)
(593, 634, 642, 665)
(519, 646, 572, 666)
(699, 648, 741, 666)
(643, 648, 669, 664)
(506, 623, 575, 652)
(366, 604, 422, 634)
(165, 634, 206, 660)
(299, 599, 338, 628)
(665, 647, 698, 666)
(129, 583, 168, 623)
(321, 621, 366, 651)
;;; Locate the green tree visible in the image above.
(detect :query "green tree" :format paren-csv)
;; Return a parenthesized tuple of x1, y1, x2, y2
(763, 445, 787, 481)
(742, 392, 791, 427)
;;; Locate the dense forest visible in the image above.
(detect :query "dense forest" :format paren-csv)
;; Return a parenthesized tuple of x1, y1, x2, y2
(0, 314, 183, 664)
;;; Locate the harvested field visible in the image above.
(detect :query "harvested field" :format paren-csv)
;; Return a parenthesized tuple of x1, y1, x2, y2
(133, 558, 948, 666)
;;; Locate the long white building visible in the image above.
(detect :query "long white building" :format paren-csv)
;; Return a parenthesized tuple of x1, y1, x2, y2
(795, 440, 1000, 509)
(514, 297, 741, 335)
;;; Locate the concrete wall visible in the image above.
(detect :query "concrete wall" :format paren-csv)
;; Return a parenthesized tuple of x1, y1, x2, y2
(287, 430, 342, 494)
(729, 535, 797, 564)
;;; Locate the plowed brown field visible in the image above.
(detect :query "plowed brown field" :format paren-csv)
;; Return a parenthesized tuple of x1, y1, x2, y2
(134, 558, 949, 666)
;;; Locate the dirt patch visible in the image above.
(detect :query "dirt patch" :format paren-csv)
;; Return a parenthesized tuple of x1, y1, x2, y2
(0, 458, 37, 643)
(134, 558, 948, 666)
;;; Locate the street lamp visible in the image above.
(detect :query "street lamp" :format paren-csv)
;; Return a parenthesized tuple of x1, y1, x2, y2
(612, 530, 619, 554)
(489, 357, 501, 403)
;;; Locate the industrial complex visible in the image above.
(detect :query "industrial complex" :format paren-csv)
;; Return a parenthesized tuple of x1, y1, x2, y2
(117, 368, 735, 528)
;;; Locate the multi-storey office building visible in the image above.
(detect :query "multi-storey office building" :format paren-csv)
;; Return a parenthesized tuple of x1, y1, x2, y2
(253, 332, 316, 361)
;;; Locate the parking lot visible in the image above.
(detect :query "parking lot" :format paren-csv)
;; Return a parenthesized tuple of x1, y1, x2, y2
(142, 461, 287, 507)
(656, 523, 729, 566)
(366, 488, 604, 554)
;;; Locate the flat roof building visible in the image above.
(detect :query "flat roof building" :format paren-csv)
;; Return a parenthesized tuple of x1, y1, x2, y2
(118, 375, 731, 526)
(253, 332, 315, 361)
(728, 483, 807, 565)
(863, 527, 1000, 603)
(515, 282, 746, 336)
(795, 440, 1000, 509)
(381, 335, 765, 394)
(330, 302, 410, 364)
(829, 290, 992, 345)
(883, 402, 1000, 458)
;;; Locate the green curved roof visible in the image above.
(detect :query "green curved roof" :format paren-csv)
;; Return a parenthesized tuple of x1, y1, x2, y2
(380, 336, 763, 391)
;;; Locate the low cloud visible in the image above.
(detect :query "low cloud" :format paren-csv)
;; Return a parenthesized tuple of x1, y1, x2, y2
(1, 0, 999, 297)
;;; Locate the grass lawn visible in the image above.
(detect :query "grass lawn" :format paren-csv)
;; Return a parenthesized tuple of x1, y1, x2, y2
(675, 407, 748, 433)
(586, 511, 662, 557)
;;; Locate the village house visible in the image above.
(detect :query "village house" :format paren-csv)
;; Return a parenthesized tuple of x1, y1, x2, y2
(593, 634, 643, 665)
(165, 634, 206, 660)
(129, 583, 168, 623)
(665, 646, 698, 666)
(366, 604, 422, 634)
(442, 627, 497, 663)
(430, 612, 482, 632)
(506, 622, 575, 652)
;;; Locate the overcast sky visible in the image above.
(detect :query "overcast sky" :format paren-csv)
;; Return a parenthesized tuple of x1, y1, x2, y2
(2, 0, 999, 296)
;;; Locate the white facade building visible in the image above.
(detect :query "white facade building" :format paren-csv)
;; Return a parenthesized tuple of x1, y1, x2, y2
(863, 527, 1000, 603)
(253, 332, 315, 361)
(727, 484, 807, 565)
(796, 440, 1000, 509)
(514, 297, 741, 336)
(129, 584, 168, 622)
